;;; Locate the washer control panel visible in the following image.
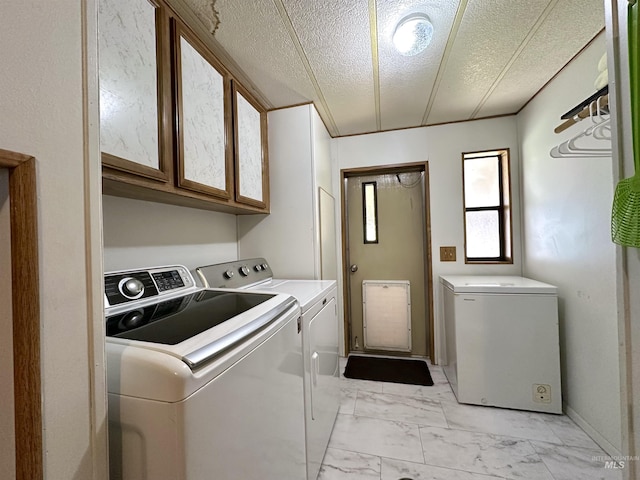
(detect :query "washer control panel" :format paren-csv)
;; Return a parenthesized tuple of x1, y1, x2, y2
(105, 265, 196, 308)
(196, 257, 273, 289)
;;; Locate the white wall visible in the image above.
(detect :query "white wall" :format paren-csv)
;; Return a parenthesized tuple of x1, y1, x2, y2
(517, 33, 621, 454)
(238, 104, 335, 280)
(103, 195, 238, 275)
(334, 116, 523, 361)
(0, 2, 107, 479)
(238, 106, 316, 277)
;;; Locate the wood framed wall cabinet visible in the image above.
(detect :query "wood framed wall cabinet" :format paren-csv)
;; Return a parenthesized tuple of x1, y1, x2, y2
(98, 0, 172, 183)
(173, 19, 233, 200)
(232, 80, 269, 211)
(99, 0, 270, 214)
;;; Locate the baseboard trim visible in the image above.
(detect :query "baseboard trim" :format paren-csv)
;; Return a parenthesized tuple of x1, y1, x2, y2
(565, 404, 621, 457)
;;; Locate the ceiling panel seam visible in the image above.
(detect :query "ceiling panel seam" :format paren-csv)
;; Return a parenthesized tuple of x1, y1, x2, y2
(516, 28, 605, 115)
(421, 0, 469, 125)
(469, 0, 560, 119)
(271, 0, 340, 135)
(368, 0, 382, 131)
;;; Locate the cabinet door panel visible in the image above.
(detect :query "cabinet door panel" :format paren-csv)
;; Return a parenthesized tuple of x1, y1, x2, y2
(174, 24, 232, 199)
(233, 82, 269, 210)
(99, 0, 167, 180)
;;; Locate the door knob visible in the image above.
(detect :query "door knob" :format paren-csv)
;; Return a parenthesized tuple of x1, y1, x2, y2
(350, 264, 358, 273)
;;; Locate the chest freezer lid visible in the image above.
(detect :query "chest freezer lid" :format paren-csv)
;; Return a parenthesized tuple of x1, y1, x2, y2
(439, 275, 557, 294)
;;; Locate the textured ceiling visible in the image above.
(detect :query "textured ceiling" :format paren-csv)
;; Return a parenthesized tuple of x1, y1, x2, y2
(184, 0, 605, 137)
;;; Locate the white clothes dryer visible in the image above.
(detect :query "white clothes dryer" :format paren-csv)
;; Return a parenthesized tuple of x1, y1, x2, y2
(196, 259, 340, 480)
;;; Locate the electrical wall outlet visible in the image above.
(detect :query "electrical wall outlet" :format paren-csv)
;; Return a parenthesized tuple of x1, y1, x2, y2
(533, 384, 552, 403)
(440, 246, 456, 262)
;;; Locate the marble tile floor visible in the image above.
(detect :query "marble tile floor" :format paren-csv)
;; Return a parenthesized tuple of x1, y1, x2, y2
(318, 356, 622, 480)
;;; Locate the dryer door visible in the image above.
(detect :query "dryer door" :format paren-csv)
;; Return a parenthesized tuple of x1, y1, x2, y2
(307, 297, 339, 480)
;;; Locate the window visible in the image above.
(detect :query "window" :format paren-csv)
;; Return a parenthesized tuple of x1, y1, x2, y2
(362, 181, 378, 243)
(462, 149, 512, 263)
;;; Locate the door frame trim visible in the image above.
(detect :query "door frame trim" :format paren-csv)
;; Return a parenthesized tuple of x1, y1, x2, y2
(340, 161, 435, 361)
(0, 148, 42, 480)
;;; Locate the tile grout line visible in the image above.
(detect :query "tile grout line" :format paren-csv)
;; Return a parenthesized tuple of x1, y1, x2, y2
(526, 439, 559, 480)
(417, 421, 427, 465)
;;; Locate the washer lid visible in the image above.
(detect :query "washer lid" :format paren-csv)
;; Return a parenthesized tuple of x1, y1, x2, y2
(106, 290, 300, 402)
(106, 290, 297, 366)
(439, 275, 557, 294)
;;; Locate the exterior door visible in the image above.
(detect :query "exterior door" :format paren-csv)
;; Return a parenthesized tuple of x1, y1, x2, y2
(346, 169, 430, 357)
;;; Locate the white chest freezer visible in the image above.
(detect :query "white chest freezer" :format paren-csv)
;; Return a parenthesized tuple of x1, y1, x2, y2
(440, 275, 562, 414)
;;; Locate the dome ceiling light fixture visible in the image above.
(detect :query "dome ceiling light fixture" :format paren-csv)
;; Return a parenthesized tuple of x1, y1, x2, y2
(392, 12, 434, 56)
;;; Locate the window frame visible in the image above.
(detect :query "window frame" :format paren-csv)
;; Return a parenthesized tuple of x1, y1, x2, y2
(462, 149, 513, 264)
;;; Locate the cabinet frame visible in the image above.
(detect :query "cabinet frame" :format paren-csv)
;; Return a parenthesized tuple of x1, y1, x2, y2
(172, 19, 233, 200)
(100, 0, 172, 183)
(232, 80, 270, 210)
(100, 0, 271, 214)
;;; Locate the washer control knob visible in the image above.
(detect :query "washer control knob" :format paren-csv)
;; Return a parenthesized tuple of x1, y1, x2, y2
(239, 265, 250, 277)
(223, 270, 234, 279)
(261, 263, 268, 270)
(121, 309, 145, 329)
(119, 277, 144, 299)
(254, 264, 263, 272)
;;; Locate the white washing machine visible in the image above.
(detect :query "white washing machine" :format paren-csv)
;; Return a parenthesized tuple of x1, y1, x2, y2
(196, 259, 340, 480)
(440, 275, 562, 414)
(105, 265, 306, 479)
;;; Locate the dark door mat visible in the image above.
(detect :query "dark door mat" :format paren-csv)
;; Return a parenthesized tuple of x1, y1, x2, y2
(343, 355, 434, 386)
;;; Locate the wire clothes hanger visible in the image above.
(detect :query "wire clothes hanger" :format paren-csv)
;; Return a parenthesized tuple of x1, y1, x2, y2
(550, 95, 612, 158)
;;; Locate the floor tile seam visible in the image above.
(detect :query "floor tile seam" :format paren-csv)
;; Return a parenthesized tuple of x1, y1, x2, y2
(372, 382, 452, 402)
(321, 446, 384, 476)
(349, 411, 448, 430)
(439, 401, 451, 429)
(530, 438, 618, 457)
(418, 423, 568, 446)
(437, 404, 566, 442)
(382, 454, 510, 479)
(418, 431, 556, 480)
(340, 385, 384, 395)
(538, 419, 604, 450)
(526, 439, 563, 480)
(340, 378, 385, 388)
(417, 412, 427, 465)
(361, 387, 447, 406)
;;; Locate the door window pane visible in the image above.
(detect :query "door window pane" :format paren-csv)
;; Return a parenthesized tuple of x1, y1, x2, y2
(363, 182, 378, 244)
(464, 156, 500, 208)
(465, 210, 500, 258)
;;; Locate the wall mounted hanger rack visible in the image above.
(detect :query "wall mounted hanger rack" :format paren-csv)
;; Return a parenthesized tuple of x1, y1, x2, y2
(551, 92, 611, 158)
(560, 86, 608, 119)
(555, 93, 609, 134)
